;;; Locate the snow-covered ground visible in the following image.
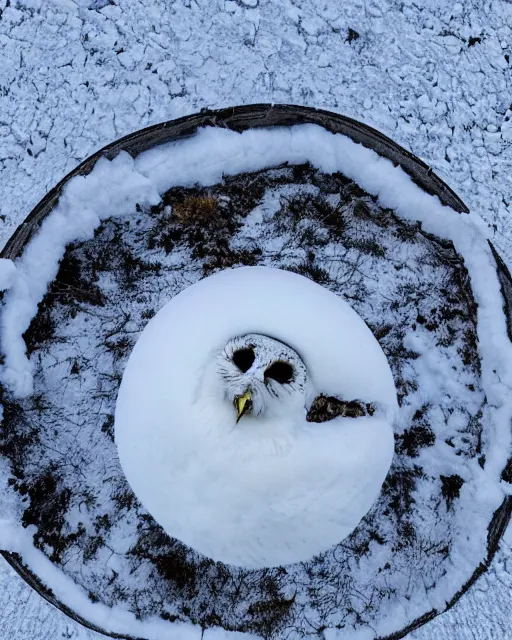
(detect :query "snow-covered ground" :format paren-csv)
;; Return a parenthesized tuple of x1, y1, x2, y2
(1, 0, 512, 638)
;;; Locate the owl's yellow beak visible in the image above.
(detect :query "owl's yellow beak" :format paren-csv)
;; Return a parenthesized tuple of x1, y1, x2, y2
(235, 390, 252, 423)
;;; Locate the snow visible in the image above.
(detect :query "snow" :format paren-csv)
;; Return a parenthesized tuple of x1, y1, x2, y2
(0, 119, 510, 636)
(0, 160, 491, 635)
(0, 152, 160, 397)
(1, 0, 512, 638)
(0, 520, 20, 554)
(115, 266, 396, 568)
(1, 524, 204, 640)
(3, 122, 512, 487)
(0, 260, 17, 292)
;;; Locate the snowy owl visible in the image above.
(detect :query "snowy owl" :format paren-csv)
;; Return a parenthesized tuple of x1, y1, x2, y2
(115, 267, 397, 569)
(218, 333, 308, 424)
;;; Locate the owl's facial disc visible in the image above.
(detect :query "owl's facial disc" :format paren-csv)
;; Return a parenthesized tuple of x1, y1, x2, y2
(220, 334, 307, 423)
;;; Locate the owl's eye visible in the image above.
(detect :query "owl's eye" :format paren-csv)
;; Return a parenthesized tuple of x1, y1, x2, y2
(233, 347, 255, 373)
(265, 361, 293, 384)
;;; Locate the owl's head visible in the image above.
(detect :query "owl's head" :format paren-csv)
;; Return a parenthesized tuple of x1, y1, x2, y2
(217, 333, 308, 423)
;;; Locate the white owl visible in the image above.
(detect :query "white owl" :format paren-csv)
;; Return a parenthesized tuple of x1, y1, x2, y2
(115, 267, 397, 569)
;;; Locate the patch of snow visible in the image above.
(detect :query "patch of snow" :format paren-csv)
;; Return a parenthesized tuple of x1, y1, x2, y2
(0, 260, 17, 292)
(1, 525, 204, 640)
(0, 152, 160, 397)
(0, 458, 24, 553)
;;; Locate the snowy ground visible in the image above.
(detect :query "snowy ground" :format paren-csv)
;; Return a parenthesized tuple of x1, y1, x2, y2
(1, 0, 512, 638)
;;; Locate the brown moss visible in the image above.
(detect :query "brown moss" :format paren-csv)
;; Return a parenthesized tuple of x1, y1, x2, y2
(20, 466, 86, 563)
(307, 395, 375, 422)
(501, 458, 512, 483)
(173, 196, 219, 225)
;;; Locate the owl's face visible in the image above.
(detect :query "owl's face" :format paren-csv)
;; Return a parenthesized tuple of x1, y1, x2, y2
(217, 333, 308, 423)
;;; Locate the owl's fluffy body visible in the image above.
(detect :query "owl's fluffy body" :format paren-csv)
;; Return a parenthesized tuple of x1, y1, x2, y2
(115, 267, 397, 568)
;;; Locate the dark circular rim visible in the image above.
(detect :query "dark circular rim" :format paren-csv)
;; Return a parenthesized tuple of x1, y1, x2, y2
(1, 103, 510, 640)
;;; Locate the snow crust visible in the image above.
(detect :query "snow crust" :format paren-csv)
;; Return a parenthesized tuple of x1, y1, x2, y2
(115, 266, 397, 568)
(0, 123, 511, 637)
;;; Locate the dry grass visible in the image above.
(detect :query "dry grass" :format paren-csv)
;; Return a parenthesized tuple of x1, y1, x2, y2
(173, 196, 218, 225)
